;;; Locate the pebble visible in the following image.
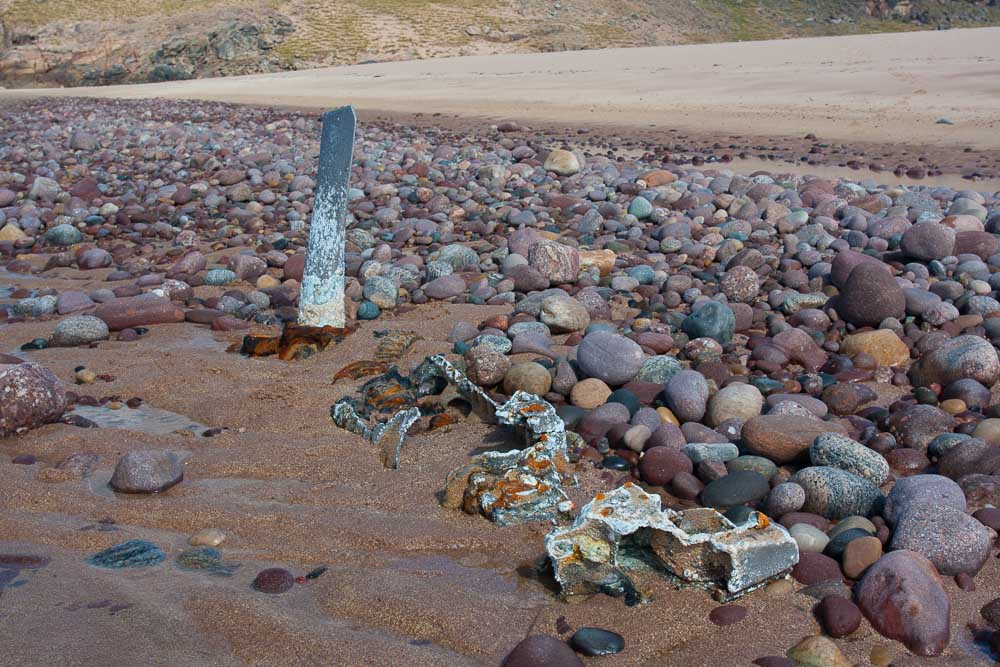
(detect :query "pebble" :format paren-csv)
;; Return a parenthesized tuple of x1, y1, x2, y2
(50, 315, 111, 347)
(540, 295, 590, 333)
(742, 415, 848, 464)
(841, 329, 910, 367)
(785, 635, 850, 667)
(700, 470, 770, 509)
(681, 301, 735, 344)
(889, 504, 994, 575)
(576, 331, 644, 386)
(814, 595, 862, 638)
(568, 628, 624, 656)
(252, 567, 295, 594)
(503, 362, 552, 396)
(0, 363, 67, 436)
(791, 466, 883, 519)
(705, 383, 762, 427)
(88, 540, 166, 568)
(789, 523, 829, 554)
(569, 378, 611, 409)
(109, 450, 184, 493)
(189, 528, 227, 547)
(764, 482, 806, 517)
(503, 636, 584, 666)
(639, 446, 693, 486)
(662, 370, 709, 423)
(842, 535, 882, 579)
(465, 347, 511, 387)
(882, 474, 966, 526)
(910, 334, 1000, 388)
(809, 432, 889, 486)
(837, 262, 906, 327)
(708, 605, 747, 626)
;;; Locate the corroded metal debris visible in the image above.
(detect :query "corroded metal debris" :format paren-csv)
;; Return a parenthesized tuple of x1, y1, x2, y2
(426, 354, 499, 424)
(374, 330, 422, 362)
(238, 323, 356, 360)
(333, 360, 391, 383)
(330, 353, 575, 525)
(446, 390, 575, 526)
(545, 484, 798, 603)
(332, 401, 421, 469)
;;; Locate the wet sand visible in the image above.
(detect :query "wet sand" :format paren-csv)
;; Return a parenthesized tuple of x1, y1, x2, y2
(1, 258, 998, 666)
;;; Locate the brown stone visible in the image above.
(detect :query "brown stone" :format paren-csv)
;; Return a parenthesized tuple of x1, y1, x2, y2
(842, 535, 882, 579)
(742, 415, 849, 464)
(94, 296, 184, 331)
(841, 330, 910, 367)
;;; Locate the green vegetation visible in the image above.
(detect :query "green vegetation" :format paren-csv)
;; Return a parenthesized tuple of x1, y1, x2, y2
(3, 0, 233, 25)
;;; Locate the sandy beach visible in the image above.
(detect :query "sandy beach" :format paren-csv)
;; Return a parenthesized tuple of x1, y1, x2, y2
(3, 27, 1000, 151)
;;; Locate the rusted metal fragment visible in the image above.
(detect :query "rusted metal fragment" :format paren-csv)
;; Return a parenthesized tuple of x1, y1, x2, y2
(329, 353, 572, 517)
(446, 390, 575, 526)
(545, 484, 798, 603)
(650, 508, 799, 599)
(238, 323, 355, 360)
(427, 354, 500, 424)
(330, 401, 421, 469)
(277, 324, 354, 361)
(545, 483, 673, 603)
(240, 333, 279, 357)
(333, 360, 391, 382)
(374, 331, 422, 362)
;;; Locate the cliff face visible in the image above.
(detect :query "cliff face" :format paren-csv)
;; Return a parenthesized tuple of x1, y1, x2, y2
(2, 0, 999, 88)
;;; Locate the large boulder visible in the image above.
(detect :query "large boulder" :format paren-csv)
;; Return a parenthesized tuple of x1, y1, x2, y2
(0, 363, 67, 436)
(836, 262, 905, 327)
(856, 550, 950, 657)
(900, 222, 955, 261)
(909, 335, 1000, 388)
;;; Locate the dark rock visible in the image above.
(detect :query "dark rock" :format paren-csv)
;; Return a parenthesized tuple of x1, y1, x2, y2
(568, 628, 624, 656)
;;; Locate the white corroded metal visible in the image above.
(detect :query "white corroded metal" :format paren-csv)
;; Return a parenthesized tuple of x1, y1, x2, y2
(546, 484, 799, 602)
(299, 105, 356, 327)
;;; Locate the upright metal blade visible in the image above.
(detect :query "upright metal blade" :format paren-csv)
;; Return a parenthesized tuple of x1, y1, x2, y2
(299, 105, 356, 328)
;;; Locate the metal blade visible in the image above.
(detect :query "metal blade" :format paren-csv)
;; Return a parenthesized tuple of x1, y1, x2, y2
(298, 105, 356, 327)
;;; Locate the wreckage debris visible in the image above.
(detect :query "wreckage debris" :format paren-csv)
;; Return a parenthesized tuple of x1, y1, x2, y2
(238, 323, 356, 360)
(333, 361, 391, 383)
(330, 354, 576, 525)
(545, 484, 798, 603)
(374, 330, 422, 362)
(332, 401, 421, 469)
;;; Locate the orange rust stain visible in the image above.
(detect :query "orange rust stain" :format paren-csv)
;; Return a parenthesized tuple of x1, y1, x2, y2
(594, 493, 606, 501)
(334, 360, 390, 381)
(756, 513, 771, 529)
(488, 478, 538, 510)
(428, 413, 458, 431)
(524, 456, 552, 471)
